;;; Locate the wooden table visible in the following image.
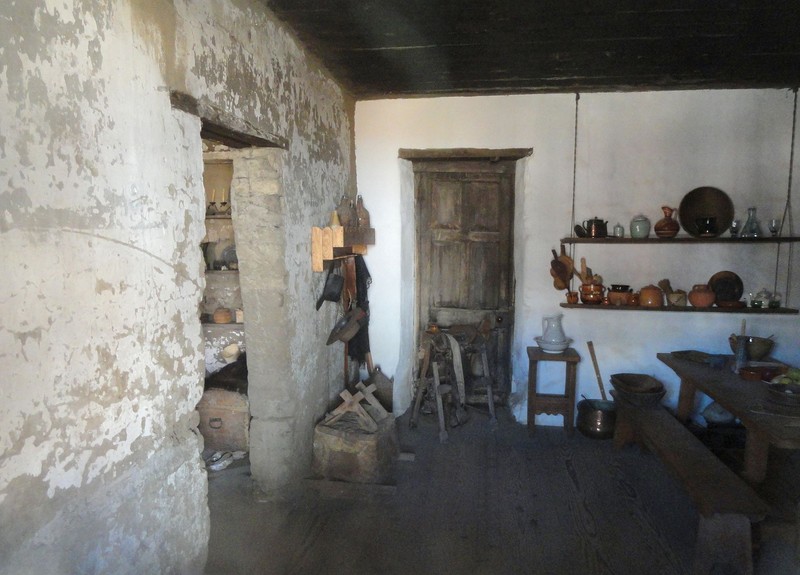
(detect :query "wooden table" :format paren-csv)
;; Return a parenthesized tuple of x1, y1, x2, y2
(527, 347, 580, 436)
(658, 352, 800, 483)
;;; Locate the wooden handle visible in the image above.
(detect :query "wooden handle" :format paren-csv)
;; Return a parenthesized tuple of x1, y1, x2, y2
(587, 341, 607, 401)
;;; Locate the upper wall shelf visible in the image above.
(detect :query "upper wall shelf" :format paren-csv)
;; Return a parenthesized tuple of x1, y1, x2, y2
(561, 236, 800, 244)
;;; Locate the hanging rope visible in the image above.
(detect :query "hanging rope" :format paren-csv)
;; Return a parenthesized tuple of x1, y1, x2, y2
(569, 93, 580, 291)
(773, 88, 797, 304)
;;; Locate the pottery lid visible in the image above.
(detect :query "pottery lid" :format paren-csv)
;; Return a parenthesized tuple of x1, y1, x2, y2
(631, 214, 650, 222)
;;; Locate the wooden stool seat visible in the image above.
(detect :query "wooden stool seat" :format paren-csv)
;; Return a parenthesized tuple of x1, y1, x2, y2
(527, 347, 580, 436)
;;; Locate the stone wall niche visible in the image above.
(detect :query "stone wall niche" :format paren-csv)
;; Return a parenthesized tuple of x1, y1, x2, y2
(205, 146, 298, 489)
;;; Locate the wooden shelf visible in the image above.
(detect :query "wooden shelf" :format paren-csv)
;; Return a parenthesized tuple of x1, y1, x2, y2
(560, 303, 798, 314)
(206, 214, 232, 220)
(311, 226, 375, 271)
(561, 236, 800, 245)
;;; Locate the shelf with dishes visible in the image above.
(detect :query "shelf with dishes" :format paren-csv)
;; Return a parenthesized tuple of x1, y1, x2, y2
(559, 303, 798, 314)
(561, 236, 800, 245)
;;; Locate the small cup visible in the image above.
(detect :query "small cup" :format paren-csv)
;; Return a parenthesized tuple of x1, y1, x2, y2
(566, 291, 579, 304)
(729, 219, 741, 237)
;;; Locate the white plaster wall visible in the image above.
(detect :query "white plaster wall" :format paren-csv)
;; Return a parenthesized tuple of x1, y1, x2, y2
(1, 0, 353, 572)
(355, 90, 800, 421)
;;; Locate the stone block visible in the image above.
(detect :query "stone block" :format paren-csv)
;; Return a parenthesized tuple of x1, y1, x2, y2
(312, 414, 398, 484)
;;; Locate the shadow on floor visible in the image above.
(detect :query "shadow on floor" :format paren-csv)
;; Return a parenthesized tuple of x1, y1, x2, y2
(205, 408, 798, 575)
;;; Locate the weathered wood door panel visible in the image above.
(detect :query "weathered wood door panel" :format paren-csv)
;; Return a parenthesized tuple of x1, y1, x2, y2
(415, 160, 515, 401)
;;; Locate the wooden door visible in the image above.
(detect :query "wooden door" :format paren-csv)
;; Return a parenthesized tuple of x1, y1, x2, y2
(415, 160, 515, 402)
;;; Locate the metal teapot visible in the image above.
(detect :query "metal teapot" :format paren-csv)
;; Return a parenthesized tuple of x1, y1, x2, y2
(582, 218, 608, 238)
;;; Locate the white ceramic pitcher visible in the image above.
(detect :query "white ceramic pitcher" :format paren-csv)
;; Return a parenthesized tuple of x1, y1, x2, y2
(542, 314, 567, 344)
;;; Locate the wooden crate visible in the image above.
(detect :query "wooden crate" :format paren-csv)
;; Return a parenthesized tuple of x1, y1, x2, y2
(197, 388, 250, 452)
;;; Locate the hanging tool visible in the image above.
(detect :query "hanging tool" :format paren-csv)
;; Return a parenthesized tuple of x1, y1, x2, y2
(550, 249, 570, 290)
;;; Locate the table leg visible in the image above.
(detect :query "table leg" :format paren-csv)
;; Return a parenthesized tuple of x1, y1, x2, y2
(527, 360, 538, 435)
(613, 410, 635, 450)
(742, 430, 769, 484)
(676, 378, 696, 423)
(565, 362, 577, 437)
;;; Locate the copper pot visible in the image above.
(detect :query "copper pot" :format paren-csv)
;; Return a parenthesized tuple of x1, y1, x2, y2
(576, 399, 616, 439)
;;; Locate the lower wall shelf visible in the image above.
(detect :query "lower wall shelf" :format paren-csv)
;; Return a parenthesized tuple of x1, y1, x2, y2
(559, 303, 798, 314)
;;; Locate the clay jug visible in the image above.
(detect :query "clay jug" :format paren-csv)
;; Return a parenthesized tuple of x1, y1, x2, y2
(541, 314, 567, 344)
(654, 206, 680, 238)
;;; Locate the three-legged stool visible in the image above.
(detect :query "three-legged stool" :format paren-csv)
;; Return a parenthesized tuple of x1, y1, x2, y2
(527, 347, 580, 436)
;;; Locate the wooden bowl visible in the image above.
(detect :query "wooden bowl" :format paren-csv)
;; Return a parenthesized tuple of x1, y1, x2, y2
(728, 336, 774, 361)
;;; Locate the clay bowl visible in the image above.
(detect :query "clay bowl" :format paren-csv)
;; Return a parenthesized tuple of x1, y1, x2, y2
(728, 336, 774, 361)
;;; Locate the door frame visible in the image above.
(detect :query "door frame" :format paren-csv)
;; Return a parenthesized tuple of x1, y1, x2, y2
(402, 148, 531, 398)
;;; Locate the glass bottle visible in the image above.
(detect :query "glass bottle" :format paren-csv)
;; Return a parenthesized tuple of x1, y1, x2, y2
(741, 207, 763, 238)
(356, 195, 370, 229)
(336, 194, 355, 227)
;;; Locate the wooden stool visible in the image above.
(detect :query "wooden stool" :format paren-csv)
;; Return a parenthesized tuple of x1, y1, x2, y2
(527, 347, 580, 436)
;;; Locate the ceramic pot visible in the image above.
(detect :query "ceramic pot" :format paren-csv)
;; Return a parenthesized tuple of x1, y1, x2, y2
(654, 206, 680, 238)
(639, 285, 663, 308)
(579, 283, 605, 305)
(688, 284, 715, 308)
(213, 308, 233, 324)
(630, 214, 651, 238)
(566, 291, 579, 304)
(608, 285, 632, 306)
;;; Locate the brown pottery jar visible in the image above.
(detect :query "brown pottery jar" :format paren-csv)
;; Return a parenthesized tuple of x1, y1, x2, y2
(654, 206, 680, 238)
(688, 284, 716, 308)
(639, 284, 664, 308)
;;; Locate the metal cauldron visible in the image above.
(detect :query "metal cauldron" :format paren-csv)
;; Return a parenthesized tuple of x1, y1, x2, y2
(576, 398, 616, 439)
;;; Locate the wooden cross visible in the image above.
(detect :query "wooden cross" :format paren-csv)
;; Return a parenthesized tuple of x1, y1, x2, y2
(324, 389, 377, 432)
(355, 382, 389, 422)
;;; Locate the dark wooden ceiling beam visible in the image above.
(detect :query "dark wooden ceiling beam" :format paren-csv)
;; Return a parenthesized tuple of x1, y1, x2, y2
(265, 0, 800, 98)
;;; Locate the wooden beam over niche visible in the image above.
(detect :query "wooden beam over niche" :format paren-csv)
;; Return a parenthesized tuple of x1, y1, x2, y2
(170, 91, 288, 149)
(399, 148, 533, 162)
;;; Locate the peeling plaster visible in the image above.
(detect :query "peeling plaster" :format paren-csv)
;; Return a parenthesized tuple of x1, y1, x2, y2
(1, 0, 353, 570)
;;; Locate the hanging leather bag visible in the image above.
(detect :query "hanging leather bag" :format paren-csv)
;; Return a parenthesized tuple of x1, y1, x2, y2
(315, 260, 344, 310)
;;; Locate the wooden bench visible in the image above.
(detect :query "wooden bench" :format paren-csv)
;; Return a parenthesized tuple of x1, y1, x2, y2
(614, 399, 771, 575)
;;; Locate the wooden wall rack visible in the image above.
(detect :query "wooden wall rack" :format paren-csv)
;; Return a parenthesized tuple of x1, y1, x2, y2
(311, 226, 375, 271)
